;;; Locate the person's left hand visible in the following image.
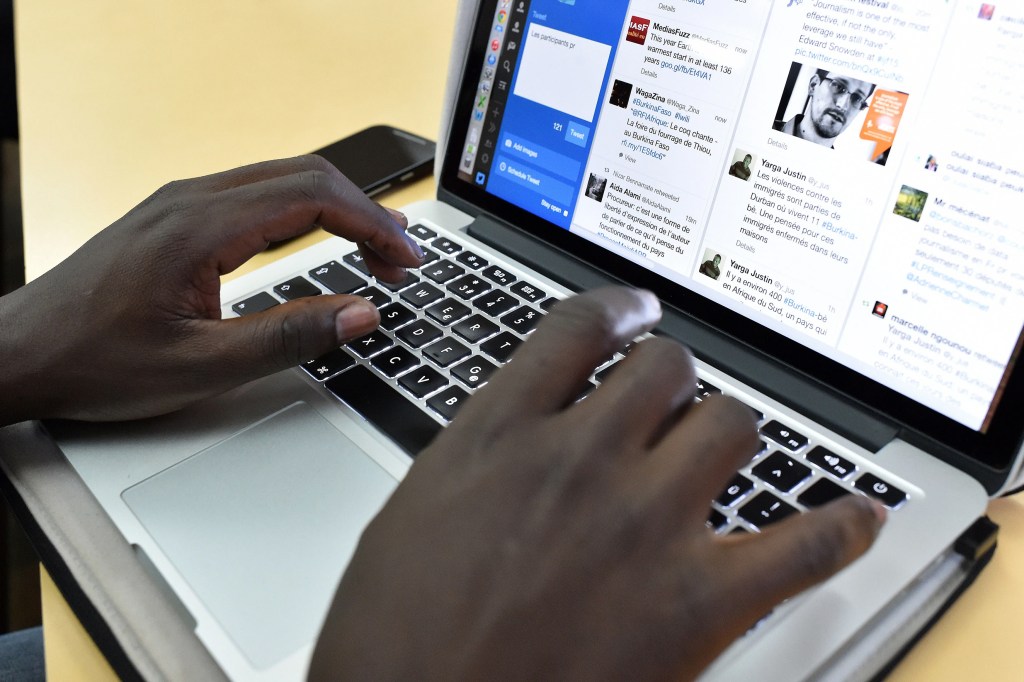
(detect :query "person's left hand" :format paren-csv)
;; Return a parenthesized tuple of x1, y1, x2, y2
(0, 155, 423, 424)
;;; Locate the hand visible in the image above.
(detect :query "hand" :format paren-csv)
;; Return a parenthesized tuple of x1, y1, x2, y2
(0, 155, 423, 424)
(310, 287, 884, 681)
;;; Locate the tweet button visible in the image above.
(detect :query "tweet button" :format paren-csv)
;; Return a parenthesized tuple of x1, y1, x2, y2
(565, 122, 590, 147)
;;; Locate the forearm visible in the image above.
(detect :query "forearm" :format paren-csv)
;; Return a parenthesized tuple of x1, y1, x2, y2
(0, 285, 54, 426)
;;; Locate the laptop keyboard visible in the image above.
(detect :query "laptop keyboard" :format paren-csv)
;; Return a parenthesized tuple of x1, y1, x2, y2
(230, 223, 908, 534)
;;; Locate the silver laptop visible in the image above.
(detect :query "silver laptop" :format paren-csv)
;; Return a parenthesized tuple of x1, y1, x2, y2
(48, 0, 1024, 679)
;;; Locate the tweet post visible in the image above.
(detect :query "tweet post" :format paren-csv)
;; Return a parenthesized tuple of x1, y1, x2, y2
(571, 0, 772, 272)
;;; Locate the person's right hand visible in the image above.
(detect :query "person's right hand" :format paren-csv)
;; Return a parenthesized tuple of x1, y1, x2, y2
(310, 287, 885, 680)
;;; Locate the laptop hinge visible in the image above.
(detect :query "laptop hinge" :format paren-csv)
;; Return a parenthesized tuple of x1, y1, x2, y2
(466, 214, 899, 454)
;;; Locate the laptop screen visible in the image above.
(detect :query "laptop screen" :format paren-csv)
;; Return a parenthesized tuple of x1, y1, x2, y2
(444, 0, 1024, 459)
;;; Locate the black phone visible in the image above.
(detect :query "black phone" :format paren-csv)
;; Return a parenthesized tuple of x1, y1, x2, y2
(313, 125, 436, 197)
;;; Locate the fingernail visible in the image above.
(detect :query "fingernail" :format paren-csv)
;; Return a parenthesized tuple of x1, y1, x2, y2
(410, 239, 425, 260)
(384, 206, 408, 225)
(381, 207, 423, 260)
(871, 501, 888, 527)
(636, 289, 661, 323)
(858, 496, 888, 529)
(335, 299, 379, 341)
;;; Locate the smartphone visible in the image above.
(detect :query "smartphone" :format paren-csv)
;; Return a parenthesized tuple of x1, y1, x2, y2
(313, 125, 436, 197)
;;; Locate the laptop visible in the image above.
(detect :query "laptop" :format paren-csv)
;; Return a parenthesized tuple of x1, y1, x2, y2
(35, 0, 1024, 679)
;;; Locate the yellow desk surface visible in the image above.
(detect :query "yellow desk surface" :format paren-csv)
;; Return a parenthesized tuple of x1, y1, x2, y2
(14, 1, 1024, 679)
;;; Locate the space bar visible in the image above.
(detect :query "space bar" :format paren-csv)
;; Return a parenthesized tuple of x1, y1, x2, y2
(324, 365, 442, 457)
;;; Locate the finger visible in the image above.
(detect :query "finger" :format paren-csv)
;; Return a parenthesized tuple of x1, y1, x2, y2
(166, 158, 415, 270)
(707, 496, 885, 631)
(189, 157, 423, 276)
(181, 156, 340, 193)
(571, 337, 696, 451)
(357, 241, 411, 284)
(190, 294, 380, 378)
(457, 287, 662, 423)
(636, 395, 761, 519)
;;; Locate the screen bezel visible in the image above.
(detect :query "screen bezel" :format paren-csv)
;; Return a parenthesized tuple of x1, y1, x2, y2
(437, 0, 1024, 477)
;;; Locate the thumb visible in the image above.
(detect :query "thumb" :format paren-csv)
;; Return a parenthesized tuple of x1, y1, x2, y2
(210, 295, 380, 376)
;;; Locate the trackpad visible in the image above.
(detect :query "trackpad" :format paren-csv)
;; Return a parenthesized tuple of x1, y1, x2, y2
(122, 402, 397, 669)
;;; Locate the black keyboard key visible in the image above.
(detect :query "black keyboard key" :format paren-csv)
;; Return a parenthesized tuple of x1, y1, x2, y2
(510, 281, 547, 302)
(426, 298, 471, 325)
(396, 319, 443, 348)
(501, 306, 542, 334)
(370, 346, 420, 378)
(738, 492, 798, 529)
(451, 355, 499, 388)
(427, 385, 471, 421)
(400, 282, 445, 309)
(417, 246, 441, 266)
(752, 452, 811, 493)
(806, 446, 856, 479)
(309, 261, 366, 294)
(326, 366, 441, 456)
(422, 260, 466, 284)
(539, 297, 560, 312)
(474, 290, 519, 317)
(453, 314, 499, 343)
(481, 332, 522, 363)
(574, 380, 598, 402)
(448, 274, 492, 300)
(482, 265, 517, 286)
(274, 276, 321, 301)
(696, 378, 720, 399)
(431, 237, 462, 255)
(760, 420, 809, 452)
(355, 286, 392, 307)
(232, 292, 278, 316)
(715, 474, 754, 507)
(301, 348, 355, 381)
(707, 508, 728, 531)
(378, 272, 420, 292)
(346, 330, 394, 358)
(343, 250, 372, 275)
(456, 250, 488, 269)
(378, 302, 416, 331)
(798, 479, 851, 508)
(855, 473, 907, 509)
(595, 362, 620, 383)
(423, 338, 472, 367)
(408, 223, 437, 240)
(398, 365, 449, 398)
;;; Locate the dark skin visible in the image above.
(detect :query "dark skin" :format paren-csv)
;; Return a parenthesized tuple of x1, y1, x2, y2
(0, 154, 423, 424)
(310, 288, 884, 680)
(0, 156, 884, 679)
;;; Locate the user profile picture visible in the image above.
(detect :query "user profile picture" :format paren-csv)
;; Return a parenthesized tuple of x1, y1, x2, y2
(979, 4, 995, 19)
(893, 185, 928, 222)
(728, 149, 755, 182)
(698, 249, 722, 281)
(585, 173, 607, 202)
(872, 301, 889, 318)
(772, 62, 881, 162)
(609, 80, 633, 109)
